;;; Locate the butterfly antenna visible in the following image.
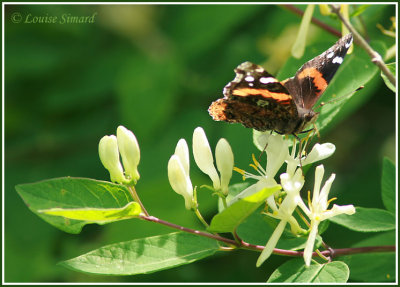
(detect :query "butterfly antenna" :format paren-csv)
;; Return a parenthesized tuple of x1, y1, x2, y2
(258, 143, 268, 162)
(316, 85, 364, 112)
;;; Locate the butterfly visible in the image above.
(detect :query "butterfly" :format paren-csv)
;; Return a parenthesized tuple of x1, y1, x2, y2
(208, 34, 353, 135)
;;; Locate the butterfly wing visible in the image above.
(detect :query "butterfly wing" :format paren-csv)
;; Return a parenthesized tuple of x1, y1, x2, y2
(283, 34, 353, 111)
(209, 62, 299, 133)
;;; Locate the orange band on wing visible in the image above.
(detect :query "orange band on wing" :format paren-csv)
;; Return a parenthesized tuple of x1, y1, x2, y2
(298, 68, 328, 96)
(232, 88, 292, 103)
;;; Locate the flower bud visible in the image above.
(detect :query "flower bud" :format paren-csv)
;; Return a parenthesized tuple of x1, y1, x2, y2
(99, 135, 126, 183)
(168, 155, 195, 210)
(215, 138, 234, 195)
(116, 125, 140, 184)
(192, 127, 220, 189)
(174, 139, 190, 176)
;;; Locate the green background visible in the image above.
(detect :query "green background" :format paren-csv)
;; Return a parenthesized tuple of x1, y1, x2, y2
(5, 4, 396, 282)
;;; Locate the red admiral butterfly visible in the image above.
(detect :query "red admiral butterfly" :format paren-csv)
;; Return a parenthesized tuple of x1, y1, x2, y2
(208, 34, 353, 135)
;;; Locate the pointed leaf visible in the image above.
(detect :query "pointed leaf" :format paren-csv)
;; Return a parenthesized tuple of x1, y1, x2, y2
(329, 207, 395, 232)
(16, 177, 134, 234)
(267, 259, 349, 283)
(60, 232, 220, 275)
(208, 185, 281, 233)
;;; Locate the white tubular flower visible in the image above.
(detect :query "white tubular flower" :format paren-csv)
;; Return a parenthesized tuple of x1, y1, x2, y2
(286, 142, 336, 177)
(193, 127, 221, 190)
(233, 134, 287, 201)
(99, 135, 126, 183)
(215, 138, 234, 195)
(302, 165, 356, 267)
(302, 143, 336, 166)
(266, 134, 289, 178)
(256, 220, 287, 267)
(256, 169, 305, 267)
(117, 125, 140, 184)
(168, 154, 195, 210)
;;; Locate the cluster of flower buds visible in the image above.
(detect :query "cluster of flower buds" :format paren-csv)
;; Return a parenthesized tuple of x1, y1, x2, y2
(98, 126, 141, 186)
(168, 127, 234, 210)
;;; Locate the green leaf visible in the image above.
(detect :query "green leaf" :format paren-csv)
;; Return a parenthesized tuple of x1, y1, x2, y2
(60, 232, 220, 275)
(340, 232, 395, 282)
(217, 182, 251, 212)
(40, 201, 141, 222)
(208, 185, 281, 233)
(329, 207, 395, 232)
(267, 259, 349, 283)
(350, 4, 370, 17)
(15, 177, 134, 234)
(381, 157, 395, 213)
(381, 62, 395, 92)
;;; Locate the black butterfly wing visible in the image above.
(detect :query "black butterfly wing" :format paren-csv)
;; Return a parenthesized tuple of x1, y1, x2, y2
(283, 34, 353, 111)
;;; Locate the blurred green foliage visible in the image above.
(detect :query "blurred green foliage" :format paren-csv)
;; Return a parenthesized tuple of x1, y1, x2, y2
(5, 4, 395, 282)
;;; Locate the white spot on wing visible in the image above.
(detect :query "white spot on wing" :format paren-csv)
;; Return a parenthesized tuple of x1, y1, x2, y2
(327, 51, 334, 58)
(332, 56, 343, 64)
(345, 38, 353, 48)
(245, 75, 255, 82)
(259, 77, 277, 84)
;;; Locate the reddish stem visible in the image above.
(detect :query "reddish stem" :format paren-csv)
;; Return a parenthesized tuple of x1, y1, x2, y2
(140, 215, 395, 258)
(282, 5, 342, 38)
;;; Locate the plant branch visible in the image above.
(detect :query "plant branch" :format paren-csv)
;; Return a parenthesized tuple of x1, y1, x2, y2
(329, 4, 396, 87)
(140, 215, 241, 248)
(128, 186, 149, 216)
(140, 214, 395, 259)
(282, 5, 341, 37)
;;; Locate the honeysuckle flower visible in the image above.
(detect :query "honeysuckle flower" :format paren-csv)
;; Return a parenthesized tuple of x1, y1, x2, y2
(193, 127, 221, 190)
(232, 134, 288, 202)
(215, 138, 234, 195)
(174, 138, 190, 175)
(168, 128, 234, 209)
(192, 127, 234, 195)
(286, 142, 336, 177)
(99, 135, 126, 184)
(116, 125, 140, 184)
(300, 165, 356, 266)
(99, 125, 141, 185)
(168, 139, 196, 210)
(256, 169, 305, 267)
(253, 132, 336, 179)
